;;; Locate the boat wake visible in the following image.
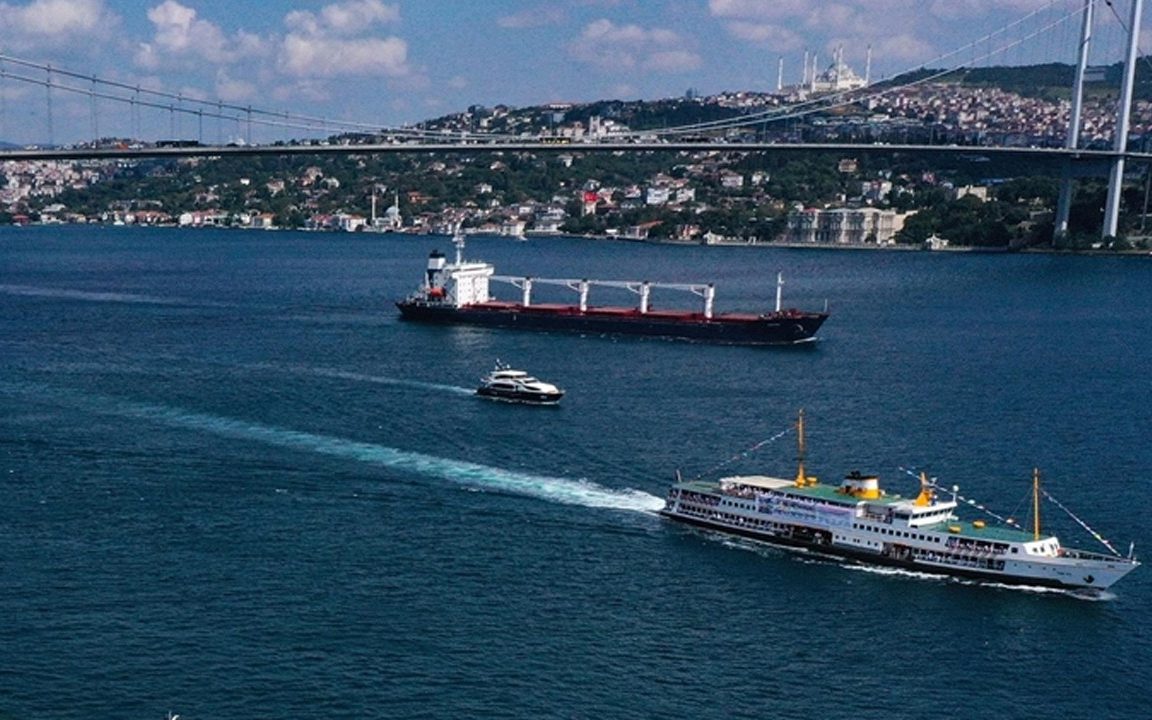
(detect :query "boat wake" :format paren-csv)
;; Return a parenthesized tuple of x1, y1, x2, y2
(2, 380, 662, 514)
(253, 362, 475, 395)
(0, 283, 228, 307)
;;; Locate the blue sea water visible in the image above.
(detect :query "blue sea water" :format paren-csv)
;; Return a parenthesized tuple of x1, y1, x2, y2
(1, 226, 1150, 719)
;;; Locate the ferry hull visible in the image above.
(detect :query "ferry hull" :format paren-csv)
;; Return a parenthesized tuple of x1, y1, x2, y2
(660, 509, 1137, 593)
(396, 301, 828, 345)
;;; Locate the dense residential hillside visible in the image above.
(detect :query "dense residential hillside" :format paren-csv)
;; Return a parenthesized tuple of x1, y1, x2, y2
(4, 62, 1152, 250)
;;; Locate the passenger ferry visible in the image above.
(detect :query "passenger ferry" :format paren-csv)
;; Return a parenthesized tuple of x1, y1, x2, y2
(661, 412, 1140, 593)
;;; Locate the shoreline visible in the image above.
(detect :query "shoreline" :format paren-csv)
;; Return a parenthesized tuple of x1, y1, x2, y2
(6, 222, 1151, 256)
(570, 233, 1152, 256)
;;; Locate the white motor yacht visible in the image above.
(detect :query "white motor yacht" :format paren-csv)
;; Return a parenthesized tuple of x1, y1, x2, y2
(476, 362, 564, 404)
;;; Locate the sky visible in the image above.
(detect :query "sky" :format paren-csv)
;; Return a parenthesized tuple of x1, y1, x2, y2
(0, 0, 1147, 145)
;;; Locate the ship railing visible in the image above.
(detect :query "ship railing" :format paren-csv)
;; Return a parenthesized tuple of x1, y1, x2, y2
(1059, 547, 1129, 562)
(490, 275, 716, 317)
(720, 484, 756, 498)
(916, 548, 1006, 571)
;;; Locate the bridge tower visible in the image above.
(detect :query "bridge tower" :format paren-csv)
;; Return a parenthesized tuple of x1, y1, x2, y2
(1056, 0, 1144, 243)
(1054, 0, 1095, 244)
(1101, 0, 1144, 239)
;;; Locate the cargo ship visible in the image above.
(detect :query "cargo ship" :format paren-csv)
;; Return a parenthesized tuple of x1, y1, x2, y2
(661, 412, 1140, 594)
(395, 231, 828, 345)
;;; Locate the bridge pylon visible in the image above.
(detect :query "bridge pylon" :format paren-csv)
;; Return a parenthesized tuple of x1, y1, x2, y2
(1054, 0, 1095, 245)
(1056, 0, 1145, 244)
(1101, 0, 1144, 240)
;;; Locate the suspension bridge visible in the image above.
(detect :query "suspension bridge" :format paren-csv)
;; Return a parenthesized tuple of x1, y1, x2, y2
(0, 0, 1149, 239)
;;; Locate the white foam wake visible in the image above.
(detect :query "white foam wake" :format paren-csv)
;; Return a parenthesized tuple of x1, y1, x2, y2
(4, 381, 664, 513)
(0, 284, 225, 307)
(268, 363, 474, 395)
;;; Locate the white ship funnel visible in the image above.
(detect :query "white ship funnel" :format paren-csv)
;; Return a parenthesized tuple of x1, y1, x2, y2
(426, 250, 446, 286)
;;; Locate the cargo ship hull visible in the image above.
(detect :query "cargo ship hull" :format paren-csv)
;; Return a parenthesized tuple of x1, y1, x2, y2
(396, 300, 828, 345)
(395, 232, 829, 345)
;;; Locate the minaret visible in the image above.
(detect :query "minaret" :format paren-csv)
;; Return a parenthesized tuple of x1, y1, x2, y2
(777, 56, 784, 92)
(865, 44, 872, 86)
(802, 49, 809, 86)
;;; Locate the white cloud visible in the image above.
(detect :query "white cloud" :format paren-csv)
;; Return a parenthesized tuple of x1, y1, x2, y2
(278, 35, 409, 78)
(214, 71, 257, 103)
(135, 1, 267, 69)
(278, 0, 410, 79)
(569, 19, 700, 73)
(0, 0, 117, 50)
(321, 0, 400, 31)
(707, 0, 810, 22)
(708, 0, 941, 71)
(807, 4, 861, 33)
(176, 86, 208, 102)
(285, 0, 400, 35)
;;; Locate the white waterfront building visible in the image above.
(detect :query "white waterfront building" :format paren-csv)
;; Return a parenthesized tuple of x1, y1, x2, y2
(785, 207, 903, 245)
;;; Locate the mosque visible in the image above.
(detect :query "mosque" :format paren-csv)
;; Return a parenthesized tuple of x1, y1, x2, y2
(778, 45, 870, 96)
(371, 190, 403, 231)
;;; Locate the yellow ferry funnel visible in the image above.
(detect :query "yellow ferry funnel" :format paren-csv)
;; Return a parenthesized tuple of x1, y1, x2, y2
(842, 470, 880, 499)
(794, 409, 807, 486)
(856, 477, 881, 499)
(914, 471, 933, 506)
